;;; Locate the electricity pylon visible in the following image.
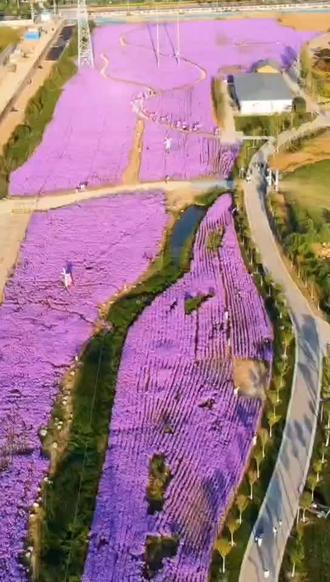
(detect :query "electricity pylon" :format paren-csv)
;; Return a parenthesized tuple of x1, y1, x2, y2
(77, 0, 94, 68)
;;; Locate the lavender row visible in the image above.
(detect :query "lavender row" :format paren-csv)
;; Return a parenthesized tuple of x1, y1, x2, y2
(84, 193, 273, 581)
(0, 192, 168, 580)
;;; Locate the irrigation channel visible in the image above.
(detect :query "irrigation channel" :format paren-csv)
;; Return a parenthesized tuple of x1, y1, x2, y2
(33, 187, 225, 581)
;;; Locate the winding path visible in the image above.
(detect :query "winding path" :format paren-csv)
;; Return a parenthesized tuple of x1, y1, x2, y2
(239, 115, 330, 582)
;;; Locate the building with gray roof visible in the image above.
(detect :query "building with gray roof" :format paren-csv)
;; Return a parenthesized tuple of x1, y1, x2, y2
(233, 73, 293, 116)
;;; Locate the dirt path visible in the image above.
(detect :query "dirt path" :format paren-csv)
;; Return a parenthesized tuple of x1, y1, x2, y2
(0, 210, 31, 303)
(0, 178, 231, 305)
(122, 118, 145, 184)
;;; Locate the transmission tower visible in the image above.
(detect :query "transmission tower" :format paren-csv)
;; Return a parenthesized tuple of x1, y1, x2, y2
(77, 0, 94, 69)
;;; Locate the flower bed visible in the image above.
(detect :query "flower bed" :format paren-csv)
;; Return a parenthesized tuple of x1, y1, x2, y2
(84, 193, 273, 581)
(9, 21, 314, 196)
(0, 191, 167, 580)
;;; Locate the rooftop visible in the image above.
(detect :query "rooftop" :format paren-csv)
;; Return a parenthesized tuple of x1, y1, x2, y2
(233, 73, 292, 102)
(252, 59, 282, 72)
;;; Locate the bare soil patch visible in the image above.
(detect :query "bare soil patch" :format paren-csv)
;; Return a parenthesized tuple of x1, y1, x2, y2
(278, 13, 330, 32)
(233, 358, 270, 401)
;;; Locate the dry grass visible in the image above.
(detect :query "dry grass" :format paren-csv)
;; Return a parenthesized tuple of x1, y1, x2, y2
(270, 130, 330, 173)
(0, 27, 20, 51)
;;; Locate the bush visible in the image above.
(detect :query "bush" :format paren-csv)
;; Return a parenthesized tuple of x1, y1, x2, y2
(293, 96, 307, 114)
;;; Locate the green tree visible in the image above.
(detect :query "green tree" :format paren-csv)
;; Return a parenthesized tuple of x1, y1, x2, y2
(300, 491, 313, 523)
(248, 469, 258, 500)
(253, 447, 263, 479)
(226, 513, 240, 546)
(307, 473, 318, 501)
(215, 537, 232, 573)
(320, 442, 328, 464)
(259, 427, 269, 458)
(313, 459, 323, 482)
(267, 390, 278, 415)
(289, 536, 304, 578)
(267, 411, 281, 438)
(235, 493, 249, 524)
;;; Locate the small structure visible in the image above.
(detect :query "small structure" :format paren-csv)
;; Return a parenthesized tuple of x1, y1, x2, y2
(233, 73, 293, 116)
(252, 59, 282, 74)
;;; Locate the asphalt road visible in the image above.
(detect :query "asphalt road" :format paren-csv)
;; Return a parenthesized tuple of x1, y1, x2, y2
(239, 131, 330, 581)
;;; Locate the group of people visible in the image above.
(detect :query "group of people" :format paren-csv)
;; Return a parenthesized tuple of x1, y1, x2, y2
(130, 89, 204, 136)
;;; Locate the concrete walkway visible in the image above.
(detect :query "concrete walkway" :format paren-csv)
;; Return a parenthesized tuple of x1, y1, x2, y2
(0, 19, 63, 120)
(239, 125, 330, 581)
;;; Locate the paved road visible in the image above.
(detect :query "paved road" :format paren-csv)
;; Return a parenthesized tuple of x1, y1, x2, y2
(59, 1, 330, 20)
(239, 123, 330, 581)
(0, 20, 63, 120)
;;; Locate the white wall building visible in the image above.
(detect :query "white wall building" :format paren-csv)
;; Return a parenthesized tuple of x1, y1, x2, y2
(233, 73, 293, 116)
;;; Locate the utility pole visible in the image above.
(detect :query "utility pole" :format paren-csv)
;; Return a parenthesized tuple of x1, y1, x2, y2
(176, 10, 180, 65)
(77, 0, 94, 68)
(156, 11, 160, 68)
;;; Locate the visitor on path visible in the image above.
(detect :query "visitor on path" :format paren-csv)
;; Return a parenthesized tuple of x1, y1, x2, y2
(62, 263, 73, 290)
(164, 137, 172, 153)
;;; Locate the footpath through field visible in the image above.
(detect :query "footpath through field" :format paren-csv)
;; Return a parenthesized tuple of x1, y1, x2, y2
(0, 178, 232, 304)
(239, 115, 330, 582)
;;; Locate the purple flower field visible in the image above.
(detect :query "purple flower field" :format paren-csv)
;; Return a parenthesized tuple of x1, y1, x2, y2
(84, 194, 273, 581)
(0, 192, 167, 580)
(10, 20, 315, 196)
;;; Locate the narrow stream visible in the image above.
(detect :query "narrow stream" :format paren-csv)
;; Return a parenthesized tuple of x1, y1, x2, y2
(170, 205, 207, 264)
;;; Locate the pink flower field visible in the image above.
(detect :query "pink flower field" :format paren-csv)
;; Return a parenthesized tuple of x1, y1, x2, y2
(10, 19, 315, 196)
(84, 194, 273, 581)
(0, 192, 168, 580)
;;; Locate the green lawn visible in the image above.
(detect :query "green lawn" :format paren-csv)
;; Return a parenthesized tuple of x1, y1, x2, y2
(235, 111, 311, 137)
(281, 159, 330, 214)
(0, 27, 20, 52)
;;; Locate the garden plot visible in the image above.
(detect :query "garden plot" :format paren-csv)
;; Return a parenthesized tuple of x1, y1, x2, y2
(84, 194, 273, 581)
(10, 20, 315, 196)
(0, 191, 167, 580)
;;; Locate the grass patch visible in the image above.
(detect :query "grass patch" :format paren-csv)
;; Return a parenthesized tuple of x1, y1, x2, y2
(281, 159, 330, 214)
(207, 227, 224, 252)
(143, 534, 179, 579)
(0, 26, 20, 51)
(34, 188, 226, 581)
(147, 454, 172, 514)
(267, 159, 330, 318)
(184, 293, 213, 315)
(235, 111, 311, 137)
(0, 28, 78, 198)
